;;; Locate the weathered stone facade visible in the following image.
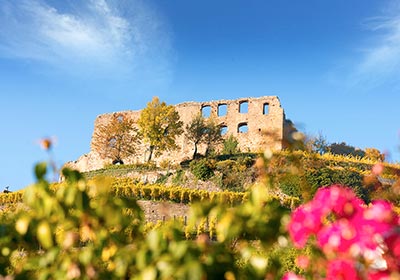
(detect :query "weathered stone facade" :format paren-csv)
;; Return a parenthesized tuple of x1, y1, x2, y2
(69, 96, 285, 172)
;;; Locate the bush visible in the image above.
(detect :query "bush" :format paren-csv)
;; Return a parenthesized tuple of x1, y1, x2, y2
(215, 159, 256, 191)
(222, 135, 240, 155)
(189, 158, 215, 181)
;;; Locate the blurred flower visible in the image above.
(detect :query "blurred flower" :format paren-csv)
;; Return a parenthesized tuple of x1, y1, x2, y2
(287, 184, 400, 278)
(282, 272, 305, 280)
(326, 259, 360, 280)
(295, 255, 310, 269)
(40, 138, 52, 150)
(38, 137, 57, 151)
(372, 163, 384, 176)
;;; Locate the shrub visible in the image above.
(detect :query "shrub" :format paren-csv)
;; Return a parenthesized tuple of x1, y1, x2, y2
(222, 135, 240, 155)
(189, 158, 215, 181)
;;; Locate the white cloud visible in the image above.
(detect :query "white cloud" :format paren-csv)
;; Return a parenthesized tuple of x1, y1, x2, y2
(351, 7, 400, 89)
(0, 0, 171, 78)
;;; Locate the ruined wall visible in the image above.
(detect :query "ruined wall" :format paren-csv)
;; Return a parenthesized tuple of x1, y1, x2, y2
(70, 96, 285, 172)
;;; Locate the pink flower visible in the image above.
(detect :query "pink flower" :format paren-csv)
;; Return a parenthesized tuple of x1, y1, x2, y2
(287, 184, 400, 277)
(317, 218, 356, 254)
(368, 271, 391, 280)
(295, 255, 310, 269)
(372, 163, 384, 176)
(288, 203, 324, 247)
(313, 185, 364, 218)
(326, 259, 360, 280)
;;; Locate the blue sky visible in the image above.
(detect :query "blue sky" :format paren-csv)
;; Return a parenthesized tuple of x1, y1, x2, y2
(1, 0, 400, 190)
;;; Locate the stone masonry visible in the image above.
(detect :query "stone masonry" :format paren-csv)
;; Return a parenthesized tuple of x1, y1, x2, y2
(69, 96, 286, 172)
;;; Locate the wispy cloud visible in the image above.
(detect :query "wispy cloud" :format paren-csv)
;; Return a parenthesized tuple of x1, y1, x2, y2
(0, 0, 171, 78)
(350, 4, 400, 90)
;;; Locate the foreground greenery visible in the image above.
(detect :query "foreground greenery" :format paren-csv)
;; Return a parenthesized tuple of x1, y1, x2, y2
(1, 148, 399, 279)
(0, 158, 297, 279)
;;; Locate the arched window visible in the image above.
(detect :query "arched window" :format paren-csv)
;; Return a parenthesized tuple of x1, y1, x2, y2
(238, 123, 248, 133)
(239, 101, 248, 113)
(220, 125, 228, 135)
(201, 105, 211, 117)
(218, 104, 227, 116)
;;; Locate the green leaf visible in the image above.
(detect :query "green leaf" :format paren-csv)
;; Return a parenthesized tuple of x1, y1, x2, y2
(37, 221, 53, 249)
(35, 162, 47, 181)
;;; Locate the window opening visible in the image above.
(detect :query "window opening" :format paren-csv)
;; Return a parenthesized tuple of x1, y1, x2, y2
(238, 123, 248, 133)
(239, 101, 248, 113)
(263, 103, 269, 115)
(218, 104, 227, 116)
(220, 125, 228, 135)
(108, 137, 117, 148)
(201, 105, 211, 118)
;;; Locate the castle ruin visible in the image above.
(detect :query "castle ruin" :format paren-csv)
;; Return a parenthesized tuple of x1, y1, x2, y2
(70, 96, 286, 172)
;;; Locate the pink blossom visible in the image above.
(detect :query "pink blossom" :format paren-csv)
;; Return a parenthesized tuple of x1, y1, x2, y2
(326, 259, 360, 280)
(317, 218, 356, 254)
(288, 202, 324, 247)
(313, 185, 364, 218)
(287, 184, 400, 278)
(372, 163, 384, 176)
(368, 271, 391, 280)
(295, 255, 310, 269)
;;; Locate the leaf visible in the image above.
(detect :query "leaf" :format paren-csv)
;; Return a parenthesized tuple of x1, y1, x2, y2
(37, 221, 53, 249)
(35, 162, 47, 181)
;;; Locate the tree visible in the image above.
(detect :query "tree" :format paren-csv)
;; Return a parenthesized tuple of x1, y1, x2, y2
(222, 134, 240, 155)
(364, 147, 385, 162)
(138, 97, 183, 162)
(185, 114, 207, 159)
(309, 132, 328, 154)
(203, 117, 223, 156)
(92, 114, 139, 164)
(328, 142, 365, 157)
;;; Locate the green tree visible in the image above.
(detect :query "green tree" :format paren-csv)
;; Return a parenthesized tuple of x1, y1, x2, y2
(138, 97, 183, 162)
(92, 114, 139, 164)
(308, 132, 328, 154)
(203, 117, 223, 156)
(222, 134, 240, 155)
(328, 142, 365, 157)
(185, 114, 207, 159)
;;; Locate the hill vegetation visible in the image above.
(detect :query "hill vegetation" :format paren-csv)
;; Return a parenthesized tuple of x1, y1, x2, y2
(1, 136, 399, 278)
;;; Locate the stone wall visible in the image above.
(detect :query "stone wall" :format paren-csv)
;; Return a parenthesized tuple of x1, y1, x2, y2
(69, 96, 285, 172)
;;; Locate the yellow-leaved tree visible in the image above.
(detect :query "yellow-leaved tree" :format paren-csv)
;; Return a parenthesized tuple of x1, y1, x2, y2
(92, 114, 139, 164)
(138, 97, 183, 162)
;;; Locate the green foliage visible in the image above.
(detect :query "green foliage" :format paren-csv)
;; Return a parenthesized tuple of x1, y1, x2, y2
(185, 113, 206, 159)
(328, 142, 366, 157)
(222, 135, 240, 155)
(215, 157, 256, 192)
(1, 148, 399, 279)
(0, 161, 293, 279)
(307, 132, 328, 154)
(138, 97, 183, 162)
(185, 114, 224, 159)
(203, 117, 224, 156)
(305, 167, 367, 202)
(83, 163, 158, 179)
(189, 158, 215, 181)
(278, 174, 302, 198)
(172, 169, 186, 185)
